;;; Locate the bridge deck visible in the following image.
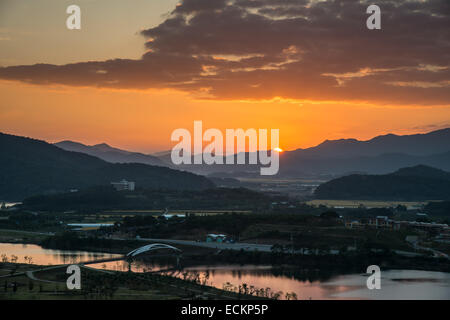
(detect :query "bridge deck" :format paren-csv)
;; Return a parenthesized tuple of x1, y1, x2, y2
(81, 256, 125, 265)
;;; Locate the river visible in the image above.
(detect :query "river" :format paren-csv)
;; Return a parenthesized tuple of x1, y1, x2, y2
(1, 243, 449, 300)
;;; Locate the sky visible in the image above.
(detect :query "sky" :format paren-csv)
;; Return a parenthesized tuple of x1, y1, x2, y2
(0, 0, 449, 153)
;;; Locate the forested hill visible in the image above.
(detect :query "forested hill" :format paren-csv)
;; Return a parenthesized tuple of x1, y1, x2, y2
(314, 165, 450, 201)
(0, 132, 214, 201)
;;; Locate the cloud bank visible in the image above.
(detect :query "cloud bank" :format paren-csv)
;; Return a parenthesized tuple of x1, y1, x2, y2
(0, 0, 449, 105)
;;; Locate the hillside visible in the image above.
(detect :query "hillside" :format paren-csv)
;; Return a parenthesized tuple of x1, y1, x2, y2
(314, 165, 450, 201)
(54, 140, 163, 166)
(0, 132, 214, 201)
(56, 129, 450, 178)
(278, 128, 450, 177)
(149, 128, 450, 177)
(289, 128, 450, 158)
(21, 187, 276, 211)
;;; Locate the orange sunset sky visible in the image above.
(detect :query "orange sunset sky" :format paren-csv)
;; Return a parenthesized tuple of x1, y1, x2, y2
(0, 0, 449, 153)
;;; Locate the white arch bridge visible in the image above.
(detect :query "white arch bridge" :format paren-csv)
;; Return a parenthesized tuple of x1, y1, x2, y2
(81, 243, 183, 270)
(126, 243, 181, 258)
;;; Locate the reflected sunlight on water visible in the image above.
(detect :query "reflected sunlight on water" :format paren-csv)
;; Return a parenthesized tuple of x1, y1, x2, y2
(1, 243, 449, 300)
(0, 243, 120, 266)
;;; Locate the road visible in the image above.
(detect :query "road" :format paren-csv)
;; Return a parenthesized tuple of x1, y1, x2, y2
(113, 237, 274, 252)
(0, 229, 55, 236)
(112, 236, 433, 258)
(413, 243, 449, 259)
(2, 228, 442, 258)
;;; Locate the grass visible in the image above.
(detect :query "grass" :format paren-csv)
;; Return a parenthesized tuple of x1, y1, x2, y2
(307, 199, 428, 209)
(238, 177, 326, 183)
(0, 229, 49, 244)
(241, 223, 413, 251)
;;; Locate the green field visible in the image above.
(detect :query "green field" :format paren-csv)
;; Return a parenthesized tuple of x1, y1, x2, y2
(0, 229, 49, 244)
(307, 199, 429, 209)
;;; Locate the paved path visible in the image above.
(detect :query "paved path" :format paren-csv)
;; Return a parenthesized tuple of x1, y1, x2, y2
(112, 237, 432, 258)
(81, 256, 125, 265)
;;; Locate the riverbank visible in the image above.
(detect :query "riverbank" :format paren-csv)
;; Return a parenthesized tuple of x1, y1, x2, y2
(1, 243, 450, 300)
(0, 229, 52, 245)
(4, 228, 449, 274)
(0, 262, 268, 300)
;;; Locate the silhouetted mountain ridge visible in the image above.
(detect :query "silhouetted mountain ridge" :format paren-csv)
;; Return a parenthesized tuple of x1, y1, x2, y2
(392, 165, 450, 180)
(314, 165, 450, 200)
(0, 132, 214, 201)
(53, 129, 450, 178)
(288, 128, 450, 158)
(55, 140, 163, 166)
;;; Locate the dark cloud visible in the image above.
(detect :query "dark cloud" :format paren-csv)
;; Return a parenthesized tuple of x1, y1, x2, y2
(173, 0, 228, 14)
(0, 0, 449, 105)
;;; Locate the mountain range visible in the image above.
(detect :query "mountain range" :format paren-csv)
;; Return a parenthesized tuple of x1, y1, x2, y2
(0, 132, 214, 201)
(278, 128, 450, 177)
(55, 128, 450, 178)
(54, 140, 163, 167)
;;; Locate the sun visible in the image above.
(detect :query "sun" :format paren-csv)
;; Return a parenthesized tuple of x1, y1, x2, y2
(274, 147, 284, 153)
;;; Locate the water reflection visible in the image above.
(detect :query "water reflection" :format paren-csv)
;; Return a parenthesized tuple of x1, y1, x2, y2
(0, 243, 120, 265)
(163, 265, 450, 300)
(1, 243, 449, 300)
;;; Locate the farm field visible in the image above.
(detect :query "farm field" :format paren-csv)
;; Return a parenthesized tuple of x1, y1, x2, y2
(306, 199, 433, 209)
(102, 210, 252, 216)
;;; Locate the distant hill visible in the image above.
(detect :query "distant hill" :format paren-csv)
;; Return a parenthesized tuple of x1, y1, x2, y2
(278, 150, 450, 177)
(289, 128, 450, 158)
(151, 149, 174, 160)
(21, 186, 273, 211)
(424, 201, 450, 217)
(151, 128, 450, 178)
(55, 129, 450, 178)
(278, 128, 450, 177)
(54, 140, 163, 166)
(392, 165, 450, 180)
(0, 133, 214, 201)
(314, 165, 450, 200)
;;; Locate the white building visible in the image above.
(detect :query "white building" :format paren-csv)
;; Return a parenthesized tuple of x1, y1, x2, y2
(111, 179, 135, 191)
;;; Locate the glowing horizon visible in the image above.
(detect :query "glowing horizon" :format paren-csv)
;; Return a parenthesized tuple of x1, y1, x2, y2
(0, 0, 448, 154)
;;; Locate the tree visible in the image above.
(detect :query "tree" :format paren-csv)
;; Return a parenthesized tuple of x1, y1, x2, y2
(24, 256, 33, 264)
(339, 245, 348, 255)
(318, 244, 330, 255)
(285, 292, 298, 300)
(416, 216, 432, 223)
(320, 211, 339, 219)
(271, 243, 285, 254)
